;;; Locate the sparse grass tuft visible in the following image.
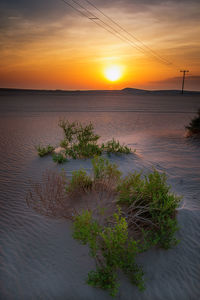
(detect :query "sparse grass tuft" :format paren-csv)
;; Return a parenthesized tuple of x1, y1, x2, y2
(60, 139, 69, 149)
(66, 169, 93, 195)
(102, 138, 131, 155)
(92, 156, 122, 183)
(26, 170, 71, 219)
(36, 145, 54, 157)
(69, 143, 102, 159)
(52, 153, 67, 164)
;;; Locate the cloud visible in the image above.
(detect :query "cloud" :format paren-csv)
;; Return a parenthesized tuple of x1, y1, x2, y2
(1, 0, 200, 22)
(1, 0, 199, 43)
(0, 0, 67, 21)
(0, 0, 199, 90)
(1, 0, 199, 51)
(149, 75, 200, 91)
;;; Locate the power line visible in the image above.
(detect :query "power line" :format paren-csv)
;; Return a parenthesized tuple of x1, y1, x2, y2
(73, 0, 176, 65)
(70, 0, 159, 59)
(61, 0, 147, 53)
(84, 0, 173, 66)
(61, 0, 131, 41)
(60, 0, 180, 69)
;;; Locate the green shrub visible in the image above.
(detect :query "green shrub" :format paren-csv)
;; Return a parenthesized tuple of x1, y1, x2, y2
(65, 147, 78, 159)
(73, 210, 144, 296)
(36, 145, 54, 157)
(117, 169, 181, 249)
(60, 139, 69, 149)
(92, 156, 122, 182)
(71, 143, 102, 158)
(37, 121, 132, 163)
(59, 120, 100, 147)
(58, 120, 103, 159)
(73, 210, 101, 255)
(66, 169, 93, 194)
(28, 158, 181, 296)
(102, 138, 131, 155)
(76, 122, 100, 145)
(117, 172, 144, 205)
(65, 157, 121, 199)
(52, 153, 67, 164)
(58, 120, 78, 145)
(99, 212, 141, 271)
(87, 267, 118, 297)
(185, 108, 200, 135)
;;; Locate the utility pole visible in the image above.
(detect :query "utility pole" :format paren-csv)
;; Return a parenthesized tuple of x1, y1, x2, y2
(180, 70, 189, 94)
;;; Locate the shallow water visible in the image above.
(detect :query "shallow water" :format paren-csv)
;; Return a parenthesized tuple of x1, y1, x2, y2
(0, 92, 200, 300)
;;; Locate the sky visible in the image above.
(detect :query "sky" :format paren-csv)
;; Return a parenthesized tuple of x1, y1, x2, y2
(0, 0, 200, 90)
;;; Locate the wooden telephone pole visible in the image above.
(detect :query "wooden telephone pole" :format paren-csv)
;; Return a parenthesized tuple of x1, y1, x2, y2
(180, 70, 189, 94)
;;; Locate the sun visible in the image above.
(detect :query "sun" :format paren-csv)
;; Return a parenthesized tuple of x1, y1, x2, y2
(104, 65, 122, 82)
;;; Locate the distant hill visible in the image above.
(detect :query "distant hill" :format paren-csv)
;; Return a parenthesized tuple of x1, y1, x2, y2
(0, 87, 200, 95)
(121, 87, 200, 95)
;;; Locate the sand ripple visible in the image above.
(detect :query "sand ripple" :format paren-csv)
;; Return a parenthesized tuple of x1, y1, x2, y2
(0, 94, 200, 299)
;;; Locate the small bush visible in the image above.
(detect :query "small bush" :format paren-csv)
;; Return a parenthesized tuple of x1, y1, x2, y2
(66, 169, 93, 194)
(36, 145, 54, 157)
(185, 108, 200, 136)
(73, 210, 101, 255)
(70, 143, 102, 159)
(28, 156, 180, 296)
(117, 169, 181, 249)
(58, 120, 100, 150)
(73, 210, 144, 296)
(92, 156, 121, 183)
(60, 139, 69, 149)
(102, 138, 131, 155)
(64, 157, 122, 220)
(76, 122, 100, 145)
(117, 172, 144, 205)
(36, 121, 132, 163)
(58, 121, 102, 159)
(87, 267, 118, 297)
(58, 120, 78, 145)
(52, 153, 67, 164)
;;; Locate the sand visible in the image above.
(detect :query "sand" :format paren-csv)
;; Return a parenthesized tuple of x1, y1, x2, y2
(0, 90, 199, 299)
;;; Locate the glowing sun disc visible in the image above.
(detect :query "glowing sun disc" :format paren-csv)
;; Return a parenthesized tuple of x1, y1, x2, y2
(105, 66, 122, 82)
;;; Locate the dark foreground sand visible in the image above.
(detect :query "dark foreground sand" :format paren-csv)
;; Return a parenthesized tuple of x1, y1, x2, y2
(0, 90, 200, 299)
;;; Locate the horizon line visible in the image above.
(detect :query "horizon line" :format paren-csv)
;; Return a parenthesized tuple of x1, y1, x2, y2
(0, 87, 200, 93)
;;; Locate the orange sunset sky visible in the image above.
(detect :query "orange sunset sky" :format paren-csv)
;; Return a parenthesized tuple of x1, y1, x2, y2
(0, 0, 200, 90)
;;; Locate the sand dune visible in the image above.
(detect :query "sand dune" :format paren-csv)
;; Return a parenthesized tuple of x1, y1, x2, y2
(0, 91, 199, 299)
